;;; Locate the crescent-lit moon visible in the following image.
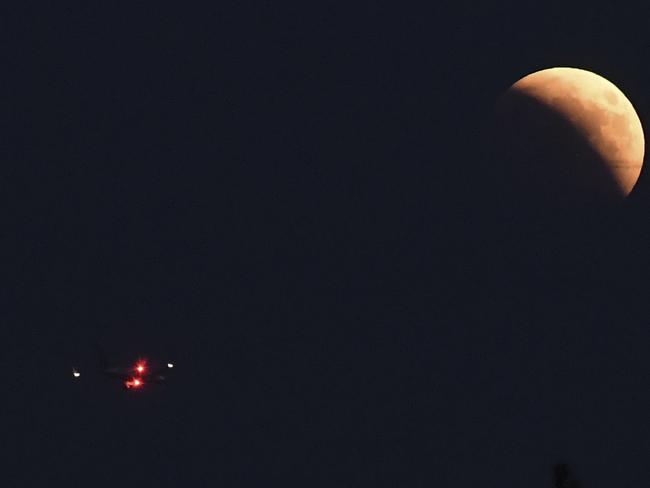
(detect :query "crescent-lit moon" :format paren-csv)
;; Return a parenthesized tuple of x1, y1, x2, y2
(494, 67, 645, 202)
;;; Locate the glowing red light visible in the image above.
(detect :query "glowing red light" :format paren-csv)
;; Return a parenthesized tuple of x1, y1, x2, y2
(134, 360, 146, 374)
(125, 377, 144, 389)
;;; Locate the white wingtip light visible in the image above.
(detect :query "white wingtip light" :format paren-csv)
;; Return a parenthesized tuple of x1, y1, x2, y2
(167, 363, 174, 369)
(72, 369, 81, 378)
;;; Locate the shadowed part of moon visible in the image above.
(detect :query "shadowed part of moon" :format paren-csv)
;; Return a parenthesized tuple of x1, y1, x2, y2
(490, 68, 644, 207)
(492, 89, 624, 204)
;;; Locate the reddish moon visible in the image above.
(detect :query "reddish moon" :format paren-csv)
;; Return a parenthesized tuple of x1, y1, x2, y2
(492, 67, 645, 204)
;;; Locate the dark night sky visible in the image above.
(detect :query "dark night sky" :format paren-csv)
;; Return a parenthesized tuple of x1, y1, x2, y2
(3, 4, 649, 487)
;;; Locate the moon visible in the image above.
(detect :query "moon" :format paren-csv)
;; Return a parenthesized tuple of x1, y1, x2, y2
(492, 67, 644, 204)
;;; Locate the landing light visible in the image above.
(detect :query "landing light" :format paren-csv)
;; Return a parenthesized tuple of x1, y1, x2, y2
(72, 370, 80, 378)
(167, 363, 174, 369)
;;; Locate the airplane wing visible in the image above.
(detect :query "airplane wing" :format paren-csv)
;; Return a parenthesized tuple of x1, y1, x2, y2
(94, 344, 133, 380)
(94, 343, 111, 371)
(148, 366, 172, 382)
(102, 369, 132, 381)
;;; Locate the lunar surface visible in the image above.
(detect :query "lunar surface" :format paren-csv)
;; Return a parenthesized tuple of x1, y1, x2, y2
(492, 67, 645, 204)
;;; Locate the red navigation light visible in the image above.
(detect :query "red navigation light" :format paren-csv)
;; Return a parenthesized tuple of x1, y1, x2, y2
(135, 360, 146, 374)
(125, 377, 144, 389)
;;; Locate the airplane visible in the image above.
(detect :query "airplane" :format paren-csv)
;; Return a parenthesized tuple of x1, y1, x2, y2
(71, 345, 175, 390)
